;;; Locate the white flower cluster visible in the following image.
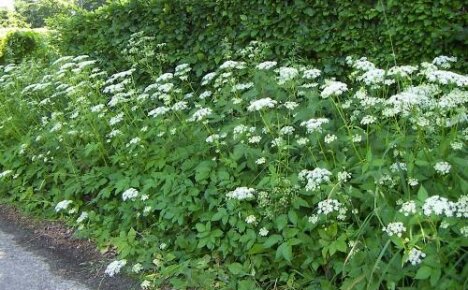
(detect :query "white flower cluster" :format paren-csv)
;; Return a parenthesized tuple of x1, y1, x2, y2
(219, 60, 246, 70)
(256, 61, 277, 70)
(432, 56, 457, 69)
(299, 168, 332, 191)
(425, 70, 468, 87)
(277, 67, 299, 85)
(0, 170, 13, 178)
(122, 188, 139, 201)
(55, 200, 73, 212)
(247, 98, 278, 111)
(408, 248, 426, 265)
(227, 187, 256, 200)
(399, 201, 417, 216)
(105, 259, 127, 277)
(76, 212, 89, 223)
(245, 215, 257, 224)
(422, 195, 456, 217)
(455, 195, 468, 218)
(303, 68, 321, 80)
(188, 107, 212, 122)
(382, 222, 406, 237)
(301, 118, 329, 133)
(434, 161, 451, 175)
(317, 199, 342, 215)
(321, 80, 348, 98)
(337, 171, 351, 183)
(148, 106, 170, 118)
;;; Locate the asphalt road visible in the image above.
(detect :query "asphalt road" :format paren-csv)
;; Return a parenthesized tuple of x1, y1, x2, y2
(0, 228, 89, 290)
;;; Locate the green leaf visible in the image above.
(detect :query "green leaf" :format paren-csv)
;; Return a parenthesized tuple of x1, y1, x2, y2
(276, 242, 292, 262)
(415, 265, 432, 280)
(263, 234, 282, 248)
(288, 210, 298, 225)
(228, 262, 244, 275)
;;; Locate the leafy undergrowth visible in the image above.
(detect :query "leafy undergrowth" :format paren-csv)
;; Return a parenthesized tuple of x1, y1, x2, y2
(0, 53, 467, 289)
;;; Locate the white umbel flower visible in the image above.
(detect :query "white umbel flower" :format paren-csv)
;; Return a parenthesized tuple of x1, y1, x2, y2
(227, 187, 256, 200)
(321, 80, 348, 98)
(105, 260, 127, 277)
(382, 222, 406, 237)
(434, 161, 451, 175)
(122, 188, 139, 201)
(55, 200, 73, 212)
(247, 98, 278, 111)
(408, 248, 426, 265)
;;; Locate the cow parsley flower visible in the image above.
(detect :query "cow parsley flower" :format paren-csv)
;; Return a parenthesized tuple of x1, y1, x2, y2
(408, 248, 426, 265)
(277, 67, 299, 85)
(301, 118, 329, 133)
(247, 98, 277, 111)
(219, 60, 245, 70)
(227, 187, 256, 200)
(317, 199, 342, 215)
(256, 61, 277, 70)
(432, 56, 457, 69)
(321, 80, 348, 98)
(259, 227, 269, 236)
(188, 107, 213, 122)
(337, 171, 351, 183)
(0, 170, 13, 178)
(434, 161, 451, 175)
(199, 90, 212, 99)
(77, 212, 88, 223)
(55, 200, 73, 212)
(303, 68, 321, 79)
(299, 168, 332, 191)
(255, 157, 266, 165)
(382, 222, 406, 237)
(201, 72, 217, 86)
(422, 195, 456, 217)
(283, 101, 299, 110)
(360, 115, 377, 125)
(122, 188, 139, 201)
(399, 201, 417, 216)
(109, 113, 124, 126)
(308, 214, 319, 224)
(105, 260, 127, 277)
(324, 134, 337, 144)
(141, 280, 151, 289)
(245, 215, 257, 224)
(232, 82, 254, 92)
(279, 126, 295, 135)
(390, 162, 407, 173)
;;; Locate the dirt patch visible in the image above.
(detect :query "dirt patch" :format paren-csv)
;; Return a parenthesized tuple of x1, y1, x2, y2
(0, 203, 139, 290)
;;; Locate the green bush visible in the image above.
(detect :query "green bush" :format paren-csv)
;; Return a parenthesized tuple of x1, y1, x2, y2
(0, 51, 467, 289)
(53, 0, 467, 75)
(0, 29, 53, 63)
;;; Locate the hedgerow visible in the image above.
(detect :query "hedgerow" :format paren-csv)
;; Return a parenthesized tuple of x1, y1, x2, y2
(52, 0, 467, 76)
(0, 45, 467, 289)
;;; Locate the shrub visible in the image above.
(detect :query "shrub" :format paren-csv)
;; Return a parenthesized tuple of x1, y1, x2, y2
(0, 51, 467, 289)
(0, 28, 53, 63)
(53, 0, 467, 75)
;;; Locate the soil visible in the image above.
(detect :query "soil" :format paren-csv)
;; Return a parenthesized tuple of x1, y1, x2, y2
(0, 203, 140, 290)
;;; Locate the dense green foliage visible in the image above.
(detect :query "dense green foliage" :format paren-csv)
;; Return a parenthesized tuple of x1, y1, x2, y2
(54, 0, 467, 75)
(0, 29, 52, 63)
(15, 0, 77, 28)
(0, 50, 467, 289)
(0, 9, 29, 28)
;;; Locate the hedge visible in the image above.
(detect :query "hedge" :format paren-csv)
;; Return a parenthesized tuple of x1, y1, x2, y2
(53, 0, 467, 75)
